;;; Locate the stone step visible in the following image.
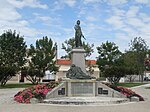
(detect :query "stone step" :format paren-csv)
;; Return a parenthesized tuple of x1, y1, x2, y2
(43, 97, 129, 105)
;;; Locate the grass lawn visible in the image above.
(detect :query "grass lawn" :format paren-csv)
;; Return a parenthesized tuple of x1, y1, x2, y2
(145, 87, 150, 89)
(0, 83, 34, 89)
(116, 82, 148, 88)
(0, 82, 148, 89)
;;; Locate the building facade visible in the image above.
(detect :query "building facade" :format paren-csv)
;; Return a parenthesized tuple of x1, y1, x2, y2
(9, 59, 100, 83)
(55, 59, 100, 81)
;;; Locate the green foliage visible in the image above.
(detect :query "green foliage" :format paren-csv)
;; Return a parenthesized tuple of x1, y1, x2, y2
(97, 41, 125, 84)
(144, 50, 150, 71)
(97, 41, 122, 72)
(129, 37, 149, 81)
(0, 30, 27, 86)
(26, 36, 58, 84)
(0, 66, 16, 86)
(129, 37, 148, 52)
(0, 30, 27, 67)
(121, 51, 139, 82)
(104, 66, 127, 84)
(61, 37, 94, 59)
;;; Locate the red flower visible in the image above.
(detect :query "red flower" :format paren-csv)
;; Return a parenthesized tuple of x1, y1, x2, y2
(14, 82, 59, 103)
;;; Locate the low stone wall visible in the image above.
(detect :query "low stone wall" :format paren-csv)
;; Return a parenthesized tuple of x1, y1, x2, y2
(96, 82, 125, 98)
(46, 82, 66, 98)
(46, 79, 126, 99)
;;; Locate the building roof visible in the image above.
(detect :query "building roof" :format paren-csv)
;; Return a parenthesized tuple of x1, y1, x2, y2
(86, 60, 96, 65)
(56, 59, 71, 65)
(56, 59, 97, 65)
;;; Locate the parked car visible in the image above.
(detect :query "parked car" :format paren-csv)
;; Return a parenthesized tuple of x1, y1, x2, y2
(144, 76, 150, 81)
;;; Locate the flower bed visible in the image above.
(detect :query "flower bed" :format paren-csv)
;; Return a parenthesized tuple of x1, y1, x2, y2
(103, 83, 144, 101)
(14, 81, 59, 103)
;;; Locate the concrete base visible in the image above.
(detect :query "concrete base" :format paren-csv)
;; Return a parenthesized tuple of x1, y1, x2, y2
(46, 79, 125, 99)
(130, 97, 139, 102)
(43, 97, 129, 105)
(71, 48, 86, 73)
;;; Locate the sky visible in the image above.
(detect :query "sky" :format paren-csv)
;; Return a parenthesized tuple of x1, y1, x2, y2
(0, 0, 150, 59)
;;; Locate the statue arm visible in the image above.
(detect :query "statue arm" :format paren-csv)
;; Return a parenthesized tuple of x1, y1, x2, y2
(82, 35, 86, 40)
(81, 32, 86, 40)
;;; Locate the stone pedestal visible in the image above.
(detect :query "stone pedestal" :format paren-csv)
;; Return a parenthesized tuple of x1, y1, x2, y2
(71, 48, 86, 73)
(66, 79, 96, 97)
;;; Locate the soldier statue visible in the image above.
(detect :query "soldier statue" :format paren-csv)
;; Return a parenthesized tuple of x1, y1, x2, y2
(74, 20, 86, 47)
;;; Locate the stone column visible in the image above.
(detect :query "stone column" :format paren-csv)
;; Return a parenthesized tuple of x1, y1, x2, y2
(71, 48, 86, 73)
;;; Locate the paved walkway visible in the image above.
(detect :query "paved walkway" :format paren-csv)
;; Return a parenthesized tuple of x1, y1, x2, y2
(131, 83, 150, 101)
(0, 84, 150, 112)
(0, 88, 24, 105)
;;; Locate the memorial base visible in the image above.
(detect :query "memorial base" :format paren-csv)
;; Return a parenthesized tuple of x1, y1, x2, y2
(66, 79, 96, 97)
(46, 79, 125, 98)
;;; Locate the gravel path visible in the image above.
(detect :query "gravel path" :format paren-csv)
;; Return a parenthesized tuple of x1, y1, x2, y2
(0, 88, 24, 105)
(131, 83, 150, 101)
(0, 84, 150, 112)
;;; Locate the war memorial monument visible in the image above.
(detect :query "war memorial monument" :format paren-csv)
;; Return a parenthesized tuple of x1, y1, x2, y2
(44, 20, 129, 105)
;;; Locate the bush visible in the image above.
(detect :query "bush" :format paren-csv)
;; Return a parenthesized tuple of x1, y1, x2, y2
(103, 82, 144, 101)
(14, 81, 59, 103)
(0, 66, 16, 86)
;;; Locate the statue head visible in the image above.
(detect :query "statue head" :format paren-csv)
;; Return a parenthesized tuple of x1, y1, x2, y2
(77, 20, 80, 25)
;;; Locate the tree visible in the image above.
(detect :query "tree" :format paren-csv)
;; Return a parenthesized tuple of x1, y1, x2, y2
(61, 38, 94, 59)
(96, 41, 124, 84)
(0, 30, 27, 86)
(96, 41, 122, 72)
(129, 37, 149, 81)
(104, 66, 126, 84)
(26, 36, 58, 84)
(121, 51, 139, 82)
(0, 66, 16, 86)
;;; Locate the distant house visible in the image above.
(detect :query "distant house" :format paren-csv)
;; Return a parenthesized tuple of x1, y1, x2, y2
(54, 59, 100, 81)
(9, 59, 100, 83)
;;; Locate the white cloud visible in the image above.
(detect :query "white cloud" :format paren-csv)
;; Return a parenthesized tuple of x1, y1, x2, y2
(7, 0, 48, 9)
(106, 0, 128, 5)
(64, 0, 76, 7)
(33, 13, 52, 22)
(0, 0, 149, 58)
(0, 0, 48, 46)
(51, 0, 76, 11)
(139, 13, 150, 22)
(32, 13, 62, 29)
(77, 7, 88, 18)
(83, 0, 128, 5)
(18, 20, 29, 26)
(106, 16, 125, 29)
(135, 0, 149, 4)
(134, 0, 150, 7)
(86, 16, 97, 22)
(127, 18, 144, 27)
(105, 8, 126, 29)
(0, 1, 21, 21)
(105, 4, 150, 52)
(126, 6, 140, 18)
(112, 8, 126, 16)
(83, 0, 101, 4)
